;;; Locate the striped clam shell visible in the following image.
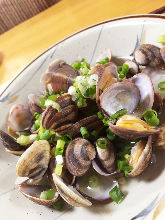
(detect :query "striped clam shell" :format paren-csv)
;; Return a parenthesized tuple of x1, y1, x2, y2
(134, 44, 164, 68)
(65, 138, 96, 176)
(16, 140, 50, 179)
(42, 94, 78, 133)
(52, 173, 92, 207)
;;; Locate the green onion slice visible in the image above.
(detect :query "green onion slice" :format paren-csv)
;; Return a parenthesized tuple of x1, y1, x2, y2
(109, 108, 127, 121)
(106, 128, 116, 141)
(17, 135, 30, 146)
(96, 139, 107, 149)
(80, 127, 90, 139)
(157, 35, 165, 44)
(55, 139, 66, 156)
(40, 189, 56, 200)
(52, 199, 64, 210)
(158, 81, 165, 91)
(109, 186, 124, 204)
(55, 164, 63, 176)
(143, 109, 159, 126)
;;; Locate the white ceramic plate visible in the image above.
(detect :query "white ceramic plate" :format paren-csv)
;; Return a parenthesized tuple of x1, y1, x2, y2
(0, 15, 165, 220)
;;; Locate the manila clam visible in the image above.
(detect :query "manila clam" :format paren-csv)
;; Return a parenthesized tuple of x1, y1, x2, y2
(16, 140, 50, 179)
(109, 115, 159, 139)
(154, 123, 165, 149)
(8, 104, 33, 132)
(65, 138, 96, 176)
(52, 173, 92, 207)
(160, 46, 165, 63)
(134, 44, 164, 68)
(128, 136, 152, 177)
(124, 60, 139, 75)
(28, 94, 44, 115)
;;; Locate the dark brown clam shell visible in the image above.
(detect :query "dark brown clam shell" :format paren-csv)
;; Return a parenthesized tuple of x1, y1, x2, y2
(42, 104, 78, 133)
(100, 81, 140, 116)
(94, 138, 116, 173)
(28, 94, 44, 115)
(109, 120, 159, 139)
(0, 130, 28, 151)
(55, 93, 74, 109)
(8, 104, 33, 132)
(41, 59, 79, 93)
(65, 138, 96, 176)
(128, 136, 152, 177)
(134, 44, 164, 68)
(153, 93, 163, 112)
(19, 183, 59, 206)
(154, 123, 165, 149)
(66, 115, 104, 137)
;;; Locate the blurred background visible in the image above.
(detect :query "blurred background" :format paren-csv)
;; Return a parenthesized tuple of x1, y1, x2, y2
(0, 0, 165, 91)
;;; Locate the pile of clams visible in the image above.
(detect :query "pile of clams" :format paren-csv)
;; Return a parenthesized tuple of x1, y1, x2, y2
(0, 43, 165, 209)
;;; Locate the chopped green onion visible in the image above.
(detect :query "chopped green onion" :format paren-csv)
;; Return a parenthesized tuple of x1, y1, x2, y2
(106, 128, 116, 141)
(40, 97, 46, 107)
(98, 57, 109, 65)
(97, 111, 104, 120)
(90, 130, 99, 141)
(55, 164, 63, 176)
(157, 35, 165, 44)
(96, 139, 107, 149)
(88, 175, 99, 188)
(40, 189, 56, 200)
(109, 109, 127, 121)
(143, 109, 159, 126)
(81, 65, 89, 75)
(19, 131, 30, 136)
(102, 117, 110, 126)
(80, 127, 90, 139)
(33, 112, 41, 120)
(48, 94, 60, 101)
(62, 134, 72, 144)
(49, 90, 55, 96)
(158, 81, 165, 91)
(117, 160, 133, 176)
(52, 199, 64, 211)
(55, 139, 66, 156)
(117, 64, 129, 81)
(45, 100, 61, 111)
(109, 186, 124, 204)
(77, 97, 87, 108)
(73, 62, 81, 70)
(36, 127, 55, 140)
(17, 135, 30, 146)
(60, 91, 65, 95)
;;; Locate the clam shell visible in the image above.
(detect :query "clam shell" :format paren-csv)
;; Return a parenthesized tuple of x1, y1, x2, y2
(154, 123, 165, 149)
(65, 138, 96, 176)
(0, 130, 28, 152)
(19, 184, 59, 206)
(52, 173, 92, 207)
(94, 138, 116, 173)
(124, 60, 139, 75)
(8, 104, 33, 132)
(100, 81, 140, 116)
(28, 94, 44, 115)
(134, 44, 164, 68)
(128, 136, 152, 177)
(160, 46, 165, 63)
(109, 115, 159, 139)
(129, 73, 154, 117)
(66, 115, 104, 137)
(16, 140, 50, 179)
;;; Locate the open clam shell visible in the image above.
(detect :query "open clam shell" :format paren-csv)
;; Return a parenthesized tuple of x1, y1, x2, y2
(28, 94, 44, 115)
(65, 138, 96, 176)
(94, 138, 116, 174)
(154, 123, 165, 149)
(128, 136, 152, 177)
(129, 73, 154, 117)
(8, 104, 33, 132)
(100, 81, 140, 116)
(0, 130, 28, 153)
(19, 183, 59, 206)
(52, 173, 92, 207)
(16, 140, 50, 179)
(76, 168, 117, 203)
(109, 115, 159, 139)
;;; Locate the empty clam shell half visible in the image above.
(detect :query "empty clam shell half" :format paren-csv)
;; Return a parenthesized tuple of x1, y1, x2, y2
(94, 138, 116, 174)
(16, 140, 50, 179)
(8, 104, 33, 132)
(20, 184, 59, 206)
(100, 81, 140, 116)
(65, 138, 96, 176)
(134, 44, 164, 68)
(128, 136, 152, 177)
(76, 168, 117, 203)
(52, 173, 92, 207)
(109, 115, 159, 139)
(129, 73, 154, 117)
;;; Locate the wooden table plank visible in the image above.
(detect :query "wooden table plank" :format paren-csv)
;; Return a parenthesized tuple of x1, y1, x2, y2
(0, 0, 164, 86)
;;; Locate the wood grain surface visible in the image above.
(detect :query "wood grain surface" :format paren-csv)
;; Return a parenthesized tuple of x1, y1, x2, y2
(0, 0, 58, 34)
(0, 0, 164, 87)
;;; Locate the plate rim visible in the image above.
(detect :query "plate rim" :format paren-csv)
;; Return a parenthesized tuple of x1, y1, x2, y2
(0, 14, 165, 98)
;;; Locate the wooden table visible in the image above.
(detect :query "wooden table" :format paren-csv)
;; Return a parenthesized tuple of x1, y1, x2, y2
(0, 0, 164, 90)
